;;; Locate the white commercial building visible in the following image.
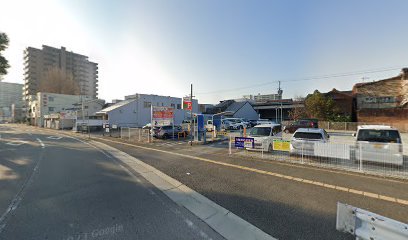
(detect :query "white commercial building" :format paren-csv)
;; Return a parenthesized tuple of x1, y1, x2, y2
(97, 93, 199, 127)
(28, 92, 104, 127)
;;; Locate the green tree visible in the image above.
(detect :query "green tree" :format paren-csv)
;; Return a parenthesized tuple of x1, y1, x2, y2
(304, 90, 337, 120)
(0, 32, 10, 79)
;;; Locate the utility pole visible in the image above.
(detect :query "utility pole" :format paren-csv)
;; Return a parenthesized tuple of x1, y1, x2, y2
(190, 83, 193, 146)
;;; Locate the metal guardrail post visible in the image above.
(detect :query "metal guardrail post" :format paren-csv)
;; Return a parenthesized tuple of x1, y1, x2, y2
(138, 129, 141, 142)
(336, 202, 408, 240)
(301, 141, 304, 164)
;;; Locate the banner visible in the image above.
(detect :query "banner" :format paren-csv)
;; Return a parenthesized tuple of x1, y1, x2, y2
(235, 137, 254, 149)
(272, 139, 291, 152)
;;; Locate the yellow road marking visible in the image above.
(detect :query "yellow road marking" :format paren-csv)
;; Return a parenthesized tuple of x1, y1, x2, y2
(94, 136, 408, 206)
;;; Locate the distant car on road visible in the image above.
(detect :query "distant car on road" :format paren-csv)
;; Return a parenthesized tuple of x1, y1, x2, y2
(283, 119, 318, 134)
(353, 125, 403, 166)
(290, 128, 329, 155)
(247, 124, 282, 152)
(153, 125, 187, 139)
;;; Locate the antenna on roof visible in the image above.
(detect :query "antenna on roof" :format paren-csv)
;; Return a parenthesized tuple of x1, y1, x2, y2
(361, 77, 369, 83)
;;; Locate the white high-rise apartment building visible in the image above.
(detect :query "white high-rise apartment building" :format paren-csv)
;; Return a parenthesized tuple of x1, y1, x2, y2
(23, 45, 98, 102)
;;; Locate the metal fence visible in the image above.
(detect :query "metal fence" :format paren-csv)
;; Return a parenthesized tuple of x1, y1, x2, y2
(120, 127, 152, 142)
(229, 136, 408, 179)
(282, 121, 408, 133)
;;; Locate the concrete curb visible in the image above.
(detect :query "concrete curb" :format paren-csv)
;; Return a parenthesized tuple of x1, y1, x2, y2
(91, 140, 277, 240)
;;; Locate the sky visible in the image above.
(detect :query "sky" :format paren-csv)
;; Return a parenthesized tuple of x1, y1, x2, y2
(1, 0, 408, 104)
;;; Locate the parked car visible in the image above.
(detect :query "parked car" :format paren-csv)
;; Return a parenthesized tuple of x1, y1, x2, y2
(205, 119, 214, 132)
(246, 124, 282, 152)
(353, 125, 403, 166)
(256, 119, 275, 125)
(153, 125, 187, 139)
(247, 119, 259, 128)
(290, 128, 329, 155)
(283, 119, 318, 134)
(224, 118, 249, 130)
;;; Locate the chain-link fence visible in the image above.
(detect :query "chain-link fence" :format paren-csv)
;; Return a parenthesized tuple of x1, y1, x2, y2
(229, 136, 408, 179)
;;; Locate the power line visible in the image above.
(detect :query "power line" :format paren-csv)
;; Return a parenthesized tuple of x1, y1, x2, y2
(196, 66, 404, 95)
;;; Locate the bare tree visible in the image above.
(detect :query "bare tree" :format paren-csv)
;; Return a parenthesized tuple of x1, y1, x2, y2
(38, 68, 80, 95)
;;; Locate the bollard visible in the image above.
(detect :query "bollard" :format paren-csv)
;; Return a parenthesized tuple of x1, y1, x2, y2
(139, 129, 141, 142)
(359, 143, 363, 172)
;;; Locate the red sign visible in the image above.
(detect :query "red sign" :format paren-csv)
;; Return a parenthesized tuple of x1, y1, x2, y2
(152, 107, 174, 119)
(183, 101, 192, 110)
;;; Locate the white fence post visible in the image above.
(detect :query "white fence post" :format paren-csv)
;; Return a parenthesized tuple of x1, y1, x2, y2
(139, 129, 141, 142)
(120, 127, 123, 139)
(301, 141, 304, 164)
(359, 143, 363, 172)
(229, 135, 232, 155)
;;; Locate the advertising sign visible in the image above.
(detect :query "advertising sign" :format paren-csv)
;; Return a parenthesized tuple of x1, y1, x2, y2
(235, 137, 254, 149)
(183, 101, 192, 110)
(272, 139, 291, 152)
(152, 106, 174, 126)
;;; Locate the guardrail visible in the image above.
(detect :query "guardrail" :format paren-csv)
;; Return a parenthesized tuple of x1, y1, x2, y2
(336, 202, 408, 240)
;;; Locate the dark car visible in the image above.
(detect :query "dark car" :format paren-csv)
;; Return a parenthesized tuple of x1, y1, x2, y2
(153, 125, 187, 139)
(283, 119, 318, 134)
(247, 120, 259, 128)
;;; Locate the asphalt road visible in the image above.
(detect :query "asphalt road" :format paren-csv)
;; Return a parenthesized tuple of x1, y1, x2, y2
(0, 124, 224, 240)
(86, 134, 408, 240)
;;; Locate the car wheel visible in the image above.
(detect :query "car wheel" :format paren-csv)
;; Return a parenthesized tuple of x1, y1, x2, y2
(162, 134, 169, 140)
(268, 144, 273, 152)
(239, 125, 243, 130)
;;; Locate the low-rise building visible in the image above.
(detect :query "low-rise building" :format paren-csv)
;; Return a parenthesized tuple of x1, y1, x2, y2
(0, 82, 24, 122)
(96, 93, 197, 127)
(352, 68, 408, 122)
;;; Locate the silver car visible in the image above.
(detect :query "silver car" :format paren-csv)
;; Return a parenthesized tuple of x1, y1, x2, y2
(290, 128, 330, 155)
(153, 125, 187, 139)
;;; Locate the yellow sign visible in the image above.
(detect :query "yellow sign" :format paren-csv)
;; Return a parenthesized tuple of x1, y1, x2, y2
(273, 140, 291, 152)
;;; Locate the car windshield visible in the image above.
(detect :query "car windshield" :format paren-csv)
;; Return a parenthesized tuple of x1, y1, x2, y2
(293, 132, 322, 140)
(249, 127, 271, 136)
(357, 129, 401, 143)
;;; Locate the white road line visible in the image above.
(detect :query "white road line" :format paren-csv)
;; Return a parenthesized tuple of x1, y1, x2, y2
(6, 141, 27, 146)
(47, 136, 62, 140)
(36, 138, 45, 148)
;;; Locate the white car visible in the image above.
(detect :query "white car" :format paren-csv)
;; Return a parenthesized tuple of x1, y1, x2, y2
(224, 118, 248, 130)
(290, 128, 330, 155)
(353, 125, 403, 166)
(246, 124, 282, 152)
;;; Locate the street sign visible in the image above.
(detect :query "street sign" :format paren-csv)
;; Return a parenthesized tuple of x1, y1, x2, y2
(235, 137, 254, 149)
(183, 101, 192, 110)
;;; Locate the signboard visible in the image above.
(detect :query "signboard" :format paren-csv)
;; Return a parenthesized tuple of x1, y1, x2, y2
(273, 139, 291, 152)
(152, 106, 174, 126)
(183, 101, 192, 110)
(235, 137, 254, 149)
(112, 124, 118, 129)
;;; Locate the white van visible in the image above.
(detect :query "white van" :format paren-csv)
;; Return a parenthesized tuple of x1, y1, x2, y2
(290, 128, 330, 155)
(246, 124, 282, 152)
(354, 125, 403, 165)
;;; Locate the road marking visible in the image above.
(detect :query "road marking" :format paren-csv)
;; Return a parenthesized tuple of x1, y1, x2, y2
(6, 140, 27, 146)
(36, 138, 45, 148)
(47, 136, 62, 140)
(96, 137, 408, 206)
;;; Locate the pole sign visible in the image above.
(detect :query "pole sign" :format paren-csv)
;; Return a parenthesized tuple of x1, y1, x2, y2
(152, 106, 174, 126)
(235, 137, 254, 149)
(183, 101, 192, 110)
(197, 114, 205, 132)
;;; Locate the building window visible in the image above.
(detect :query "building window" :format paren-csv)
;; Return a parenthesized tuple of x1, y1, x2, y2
(161, 103, 164, 106)
(48, 96, 54, 102)
(144, 102, 151, 108)
(171, 103, 175, 108)
(48, 107, 55, 112)
(84, 106, 88, 109)
(177, 104, 181, 109)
